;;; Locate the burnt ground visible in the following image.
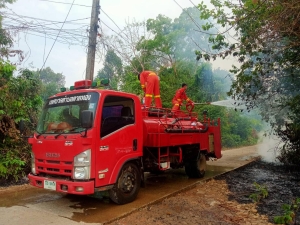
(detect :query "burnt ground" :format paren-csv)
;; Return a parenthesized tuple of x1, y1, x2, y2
(112, 159, 300, 225)
(222, 160, 300, 224)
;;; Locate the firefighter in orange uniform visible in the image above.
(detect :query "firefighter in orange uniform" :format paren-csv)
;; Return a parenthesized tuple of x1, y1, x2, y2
(139, 70, 162, 108)
(172, 83, 194, 111)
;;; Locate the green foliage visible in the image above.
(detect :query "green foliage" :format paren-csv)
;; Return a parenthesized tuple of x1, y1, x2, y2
(249, 182, 268, 203)
(0, 62, 43, 181)
(32, 67, 66, 100)
(0, 0, 22, 59)
(119, 11, 262, 148)
(96, 49, 123, 90)
(197, 0, 300, 164)
(274, 198, 300, 225)
(0, 0, 16, 8)
(0, 150, 26, 181)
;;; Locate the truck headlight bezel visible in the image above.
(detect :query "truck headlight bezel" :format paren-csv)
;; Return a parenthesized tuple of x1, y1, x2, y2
(73, 149, 91, 180)
(31, 152, 36, 175)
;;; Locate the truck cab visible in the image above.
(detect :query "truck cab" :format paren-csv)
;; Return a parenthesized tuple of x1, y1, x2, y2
(28, 80, 143, 204)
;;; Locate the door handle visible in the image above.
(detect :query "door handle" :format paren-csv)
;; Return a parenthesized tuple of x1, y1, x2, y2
(133, 139, 137, 151)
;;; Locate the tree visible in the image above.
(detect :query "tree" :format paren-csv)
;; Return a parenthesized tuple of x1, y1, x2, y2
(102, 7, 262, 150)
(0, 64, 43, 181)
(99, 20, 152, 75)
(34, 67, 66, 100)
(0, 0, 23, 61)
(96, 49, 123, 90)
(137, 8, 215, 76)
(197, 0, 300, 163)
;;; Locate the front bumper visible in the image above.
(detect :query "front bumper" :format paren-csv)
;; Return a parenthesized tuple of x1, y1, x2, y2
(28, 173, 95, 195)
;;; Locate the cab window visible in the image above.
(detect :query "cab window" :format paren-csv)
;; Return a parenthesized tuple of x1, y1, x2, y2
(100, 96, 134, 138)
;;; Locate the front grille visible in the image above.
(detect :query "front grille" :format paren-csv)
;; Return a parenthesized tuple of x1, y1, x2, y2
(36, 158, 73, 177)
(46, 160, 60, 164)
(47, 168, 59, 172)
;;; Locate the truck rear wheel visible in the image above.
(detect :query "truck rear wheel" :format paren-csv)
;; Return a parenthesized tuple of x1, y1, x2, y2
(109, 162, 141, 204)
(185, 154, 206, 178)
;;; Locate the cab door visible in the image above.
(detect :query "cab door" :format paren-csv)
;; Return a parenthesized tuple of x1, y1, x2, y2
(95, 94, 142, 187)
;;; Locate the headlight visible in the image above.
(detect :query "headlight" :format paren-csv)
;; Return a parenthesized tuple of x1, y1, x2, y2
(73, 150, 91, 179)
(31, 152, 36, 175)
(74, 167, 88, 179)
(74, 149, 91, 166)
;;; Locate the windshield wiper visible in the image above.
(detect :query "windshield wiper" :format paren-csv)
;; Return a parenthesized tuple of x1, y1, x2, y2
(54, 132, 64, 139)
(36, 131, 44, 138)
(53, 127, 85, 139)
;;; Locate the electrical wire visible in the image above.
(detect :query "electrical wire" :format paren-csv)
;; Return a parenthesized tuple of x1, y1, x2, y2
(100, 8, 123, 33)
(40, 0, 75, 70)
(172, 0, 213, 35)
(187, 0, 238, 43)
(2, 8, 90, 49)
(36, 0, 91, 7)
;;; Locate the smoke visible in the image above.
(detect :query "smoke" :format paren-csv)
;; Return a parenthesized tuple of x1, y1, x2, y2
(257, 133, 282, 163)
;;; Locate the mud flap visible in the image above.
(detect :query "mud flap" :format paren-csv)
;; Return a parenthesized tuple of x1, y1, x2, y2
(140, 158, 145, 188)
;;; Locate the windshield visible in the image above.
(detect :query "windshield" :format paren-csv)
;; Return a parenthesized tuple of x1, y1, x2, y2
(37, 92, 99, 134)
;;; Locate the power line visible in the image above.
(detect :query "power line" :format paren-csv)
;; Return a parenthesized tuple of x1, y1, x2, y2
(19, 31, 86, 46)
(187, 0, 238, 43)
(2, 12, 90, 25)
(40, 0, 75, 70)
(36, 0, 91, 7)
(172, 0, 213, 35)
(2, 9, 89, 47)
(100, 8, 123, 33)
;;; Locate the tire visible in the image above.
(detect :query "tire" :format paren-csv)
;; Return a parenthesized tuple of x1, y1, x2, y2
(109, 162, 141, 204)
(185, 153, 207, 178)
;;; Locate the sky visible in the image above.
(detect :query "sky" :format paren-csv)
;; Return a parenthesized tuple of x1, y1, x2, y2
(3, 0, 235, 87)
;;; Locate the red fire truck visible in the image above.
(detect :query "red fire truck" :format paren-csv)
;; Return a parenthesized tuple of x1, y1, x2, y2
(28, 80, 222, 204)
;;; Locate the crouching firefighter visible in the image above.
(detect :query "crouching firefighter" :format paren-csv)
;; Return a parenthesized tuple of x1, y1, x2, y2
(172, 83, 194, 111)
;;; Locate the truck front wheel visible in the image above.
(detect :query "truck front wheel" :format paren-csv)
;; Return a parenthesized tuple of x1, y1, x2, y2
(185, 154, 206, 178)
(109, 162, 141, 204)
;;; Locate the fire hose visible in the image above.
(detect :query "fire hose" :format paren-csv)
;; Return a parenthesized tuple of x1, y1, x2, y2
(186, 102, 211, 112)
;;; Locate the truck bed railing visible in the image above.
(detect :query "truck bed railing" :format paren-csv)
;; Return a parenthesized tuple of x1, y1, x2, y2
(142, 106, 198, 120)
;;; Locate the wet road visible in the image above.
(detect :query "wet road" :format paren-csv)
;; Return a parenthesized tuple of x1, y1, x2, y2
(0, 146, 259, 225)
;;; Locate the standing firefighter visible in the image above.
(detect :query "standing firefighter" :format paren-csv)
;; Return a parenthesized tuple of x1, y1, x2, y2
(172, 83, 194, 111)
(139, 70, 162, 108)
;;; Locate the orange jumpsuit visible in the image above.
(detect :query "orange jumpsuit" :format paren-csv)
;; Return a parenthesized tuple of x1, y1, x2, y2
(172, 87, 192, 111)
(139, 71, 162, 108)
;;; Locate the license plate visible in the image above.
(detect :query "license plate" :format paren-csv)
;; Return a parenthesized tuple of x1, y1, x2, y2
(44, 180, 56, 190)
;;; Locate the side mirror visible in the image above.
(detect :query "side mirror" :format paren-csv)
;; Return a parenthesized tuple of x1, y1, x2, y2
(81, 110, 93, 128)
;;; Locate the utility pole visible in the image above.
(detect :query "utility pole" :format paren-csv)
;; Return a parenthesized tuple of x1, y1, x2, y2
(85, 0, 100, 81)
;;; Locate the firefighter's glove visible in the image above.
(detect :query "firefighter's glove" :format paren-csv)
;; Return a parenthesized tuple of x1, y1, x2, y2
(190, 101, 194, 106)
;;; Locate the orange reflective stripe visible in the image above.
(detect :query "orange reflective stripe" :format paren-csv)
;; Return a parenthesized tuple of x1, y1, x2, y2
(177, 99, 182, 101)
(175, 104, 179, 106)
(149, 73, 156, 76)
(154, 95, 160, 98)
(145, 94, 153, 97)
